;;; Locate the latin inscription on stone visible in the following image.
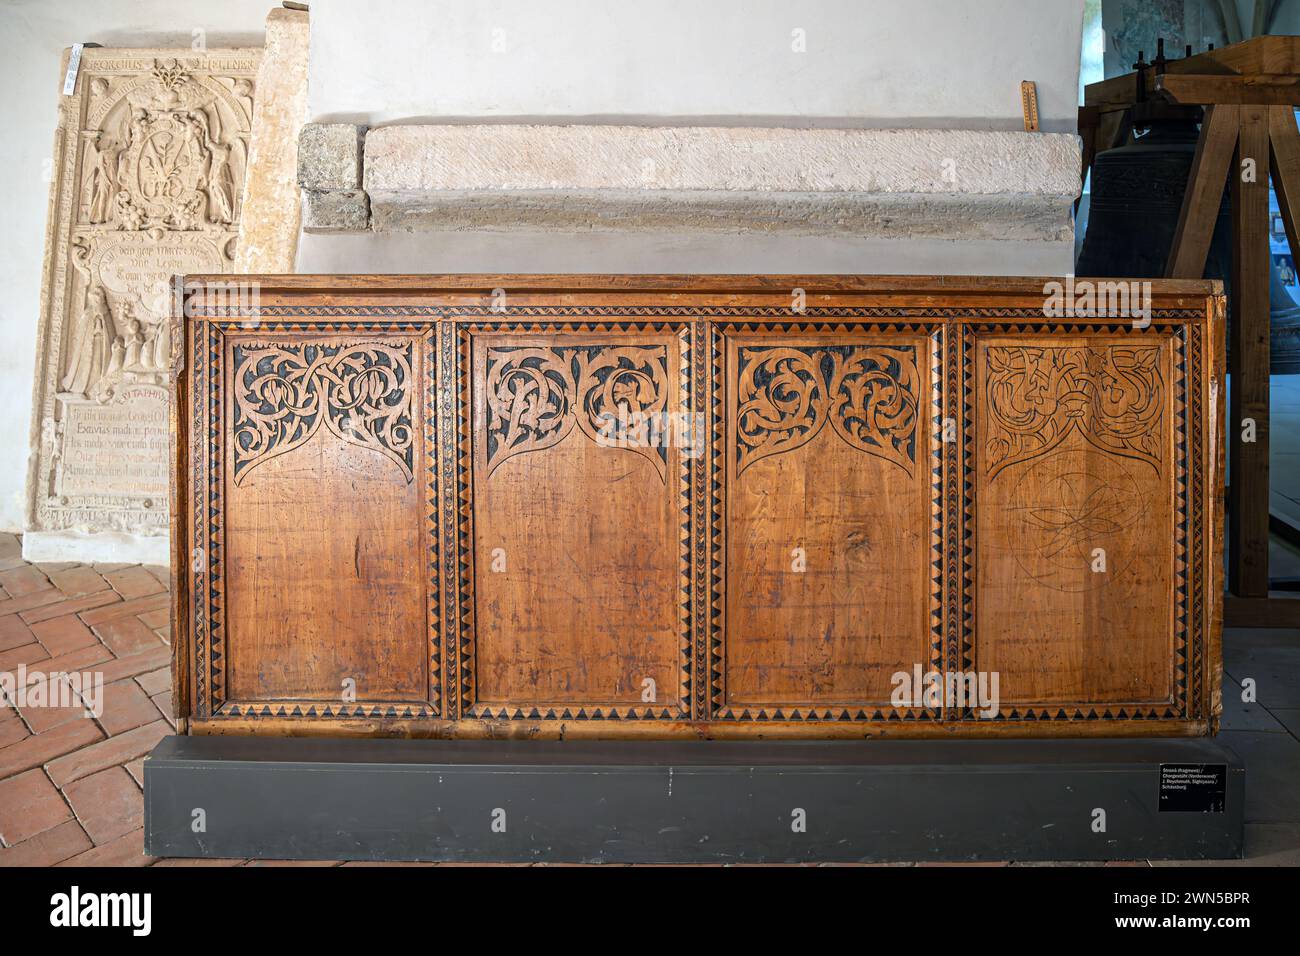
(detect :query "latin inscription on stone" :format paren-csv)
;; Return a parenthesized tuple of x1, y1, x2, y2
(59, 387, 170, 501)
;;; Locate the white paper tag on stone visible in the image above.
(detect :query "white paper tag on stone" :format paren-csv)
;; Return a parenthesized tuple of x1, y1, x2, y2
(62, 43, 84, 96)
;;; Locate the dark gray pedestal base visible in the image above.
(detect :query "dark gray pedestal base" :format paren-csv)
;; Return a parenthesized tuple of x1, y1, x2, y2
(143, 736, 1244, 863)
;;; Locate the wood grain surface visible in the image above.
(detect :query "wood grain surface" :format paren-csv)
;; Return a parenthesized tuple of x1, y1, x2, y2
(172, 275, 1224, 738)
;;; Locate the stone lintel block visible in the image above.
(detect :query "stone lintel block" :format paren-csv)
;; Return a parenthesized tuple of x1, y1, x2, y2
(363, 125, 1081, 240)
(302, 189, 371, 233)
(298, 123, 366, 191)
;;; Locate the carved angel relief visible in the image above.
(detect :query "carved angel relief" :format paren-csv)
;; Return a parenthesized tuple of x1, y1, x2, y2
(735, 346, 919, 475)
(232, 342, 415, 484)
(485, 345, 669, 481)
(984, 345, 1164, 480)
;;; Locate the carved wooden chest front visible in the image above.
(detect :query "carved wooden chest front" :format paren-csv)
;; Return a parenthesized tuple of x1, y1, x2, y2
(171, 275, 1224, 739)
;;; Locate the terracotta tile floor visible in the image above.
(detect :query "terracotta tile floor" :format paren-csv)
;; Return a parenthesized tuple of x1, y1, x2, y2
(0, 532, 176, 866)
(2, 528, 1298, 867)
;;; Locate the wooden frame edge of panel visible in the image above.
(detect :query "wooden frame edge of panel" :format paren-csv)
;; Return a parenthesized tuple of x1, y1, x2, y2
(1208, 293, 1228, 732)
(186, 718, 1212, 740)
(178, 273, 1221, 302)
(169, 275, 191, 733)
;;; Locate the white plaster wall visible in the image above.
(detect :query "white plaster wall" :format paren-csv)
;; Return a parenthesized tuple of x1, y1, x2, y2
(297, 230, 1074, 277)
(298, 0, 1084, 286)
(0, 0, 273, 534)
(309, 0, 1084, 132)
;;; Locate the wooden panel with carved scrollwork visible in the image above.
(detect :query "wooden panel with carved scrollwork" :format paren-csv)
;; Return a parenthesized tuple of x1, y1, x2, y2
(174, 276, 1223, 739)
(721, 330, 938, 719)
(220, 328, 437, 715)
(469, 330, 690, 718)
(973, 331, 1181, 718)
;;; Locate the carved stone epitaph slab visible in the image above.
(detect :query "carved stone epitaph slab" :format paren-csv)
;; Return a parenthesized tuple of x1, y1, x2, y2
(26, 48, 261, 560)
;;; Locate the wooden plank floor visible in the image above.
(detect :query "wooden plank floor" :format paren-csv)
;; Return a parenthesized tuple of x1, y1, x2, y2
(2, 530, 1297, 867)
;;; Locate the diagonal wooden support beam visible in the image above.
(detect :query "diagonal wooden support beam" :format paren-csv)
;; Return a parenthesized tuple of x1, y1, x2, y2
(1167, 105, 1240, 278)
(1229, 105, 1272, 598)
(1268, 105, 1300, 257)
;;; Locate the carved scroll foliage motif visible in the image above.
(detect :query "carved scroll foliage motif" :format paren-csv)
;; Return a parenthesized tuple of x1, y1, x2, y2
(735, 346, 918, 475)
(984, 345, 1163, 480)
(232, 342, 415, 484)
(485, 345, 669, 481)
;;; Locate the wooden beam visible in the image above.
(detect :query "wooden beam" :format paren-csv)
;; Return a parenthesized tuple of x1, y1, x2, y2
(1229, 105, 1272, 598)
(1263, 111, 1300, 625)
(1268, 105, 1300, 260)
(1077, 106, 1099, 211)
(1084, 35, 1300, 111)
(1167, 104, 1240, 278)
(1224, 595, 1300, 627)
(1155, 73, 1300, 106)
(1098, 108, 1130, 153)
(1077, 108, 1133, 215)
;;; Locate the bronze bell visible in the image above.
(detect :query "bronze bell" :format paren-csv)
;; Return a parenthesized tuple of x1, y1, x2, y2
(1076, 110, 1300, 373)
